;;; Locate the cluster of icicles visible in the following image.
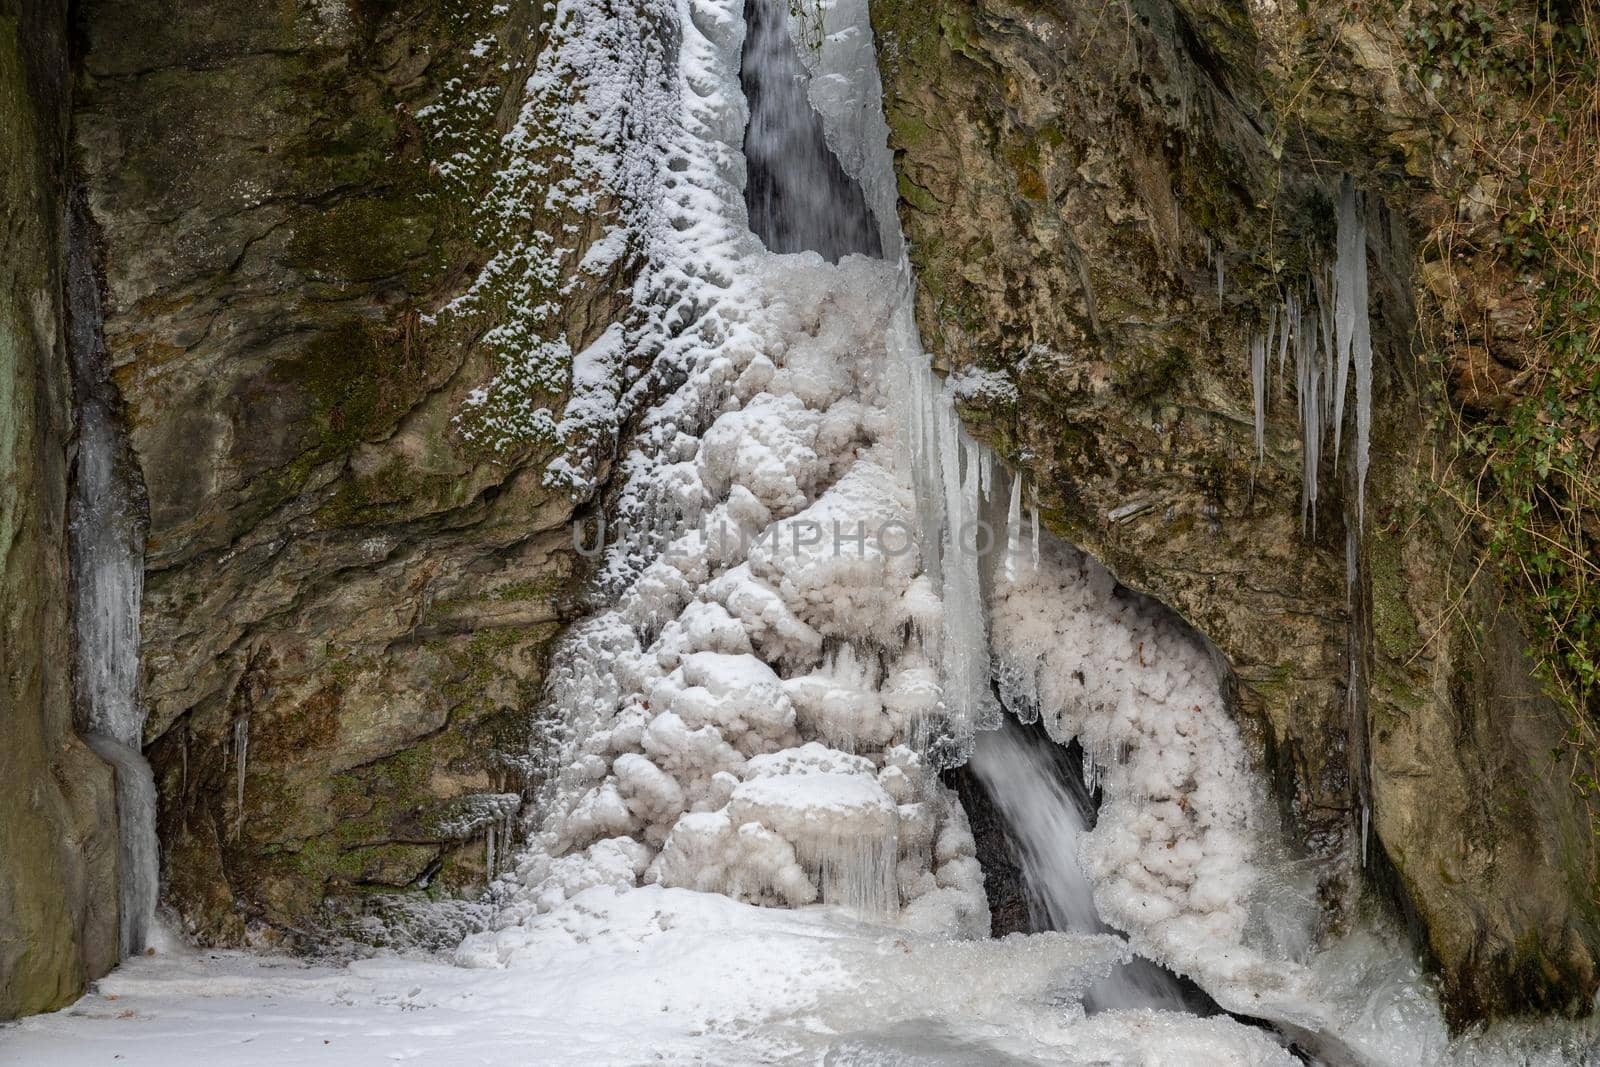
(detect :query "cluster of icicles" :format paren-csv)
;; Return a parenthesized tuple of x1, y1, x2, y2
(1250, 177, 1374, 530)
(462, 0, 1274, 994)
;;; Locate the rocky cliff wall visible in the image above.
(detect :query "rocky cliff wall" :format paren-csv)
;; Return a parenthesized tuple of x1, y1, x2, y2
(0, 0, 121, 1020)
(71, 0, 633, 944)
(873, 0, 1599, 1026)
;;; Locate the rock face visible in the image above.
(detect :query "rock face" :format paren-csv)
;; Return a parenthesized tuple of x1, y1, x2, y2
(0, 0, 121, 1019)
(873, 0, 1599, 1025)
(71, 0, 630, 943)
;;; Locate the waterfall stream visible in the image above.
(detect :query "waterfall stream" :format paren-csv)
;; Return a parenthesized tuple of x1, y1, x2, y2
(970, 717, 1200, 1014)
(739, 0, 881, 261)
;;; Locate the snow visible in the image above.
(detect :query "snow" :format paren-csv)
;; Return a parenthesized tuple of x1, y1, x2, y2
(1, 894, 1301, 1067)
(11, 896, 1597, 1066)
(948, 365, 1021, 406)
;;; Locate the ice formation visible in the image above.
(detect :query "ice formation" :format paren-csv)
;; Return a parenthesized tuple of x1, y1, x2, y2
(1246, 176, 1374, 531)
(444, 1, 1579, 1062)
(67, 207, 156, 960)
(461, 0, 1266, 984)
(467, 0, 990, 956)
(987, 509, 1292, 992)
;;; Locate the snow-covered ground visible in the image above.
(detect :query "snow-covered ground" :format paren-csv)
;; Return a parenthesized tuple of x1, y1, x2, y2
(8, 890, 1598, 1066)
(1, 891, 1299, 1066)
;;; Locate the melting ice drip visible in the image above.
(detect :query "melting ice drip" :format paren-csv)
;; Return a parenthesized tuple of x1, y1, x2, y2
(67, 206, 156, 959)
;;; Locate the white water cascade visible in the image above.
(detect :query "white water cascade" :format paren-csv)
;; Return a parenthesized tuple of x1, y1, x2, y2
(970, 717, 1196, 1013)
(739, 0, 880, 262)
(67, 208, 157, 960)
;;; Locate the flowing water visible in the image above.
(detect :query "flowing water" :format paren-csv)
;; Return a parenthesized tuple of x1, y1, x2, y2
(970, 717, 1201, 1014)
(740, 0, 881, 261)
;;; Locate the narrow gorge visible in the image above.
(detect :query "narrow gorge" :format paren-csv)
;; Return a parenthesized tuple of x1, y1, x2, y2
(2, 0, 1599, 1063)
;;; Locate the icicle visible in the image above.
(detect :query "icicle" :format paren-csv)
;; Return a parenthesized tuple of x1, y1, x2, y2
(1005, 473, 1023, 582)
(1030, 500, 1040, 568)
(1346, 524, 1358, 594)
(1353, 329, 1371, 527)
(1250, 332, 1267, 464)
(1276, 295, 1292, 391)
(1331, 179, 1361, 463)
(487, 823, 498, 882)
(1295, 298, 1323, 533)
(1241, 181, 1375, 534)
(795, 828, 900, 916)
(501, 811, 515, 875)
(1360, 803, 1370, 869)
(1328, 179, 1375, 524)
(233, 715, 250, 840)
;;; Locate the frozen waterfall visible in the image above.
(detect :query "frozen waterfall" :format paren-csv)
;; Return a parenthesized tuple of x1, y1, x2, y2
(19, 2, 1594, 1064)
(456, 1, 1534, 1062)
(480, 0, 1284, 1002)
(67, 203, 156, 960)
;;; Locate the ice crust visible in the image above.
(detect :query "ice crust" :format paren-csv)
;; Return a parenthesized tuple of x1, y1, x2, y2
(472, 0, 991, 945)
